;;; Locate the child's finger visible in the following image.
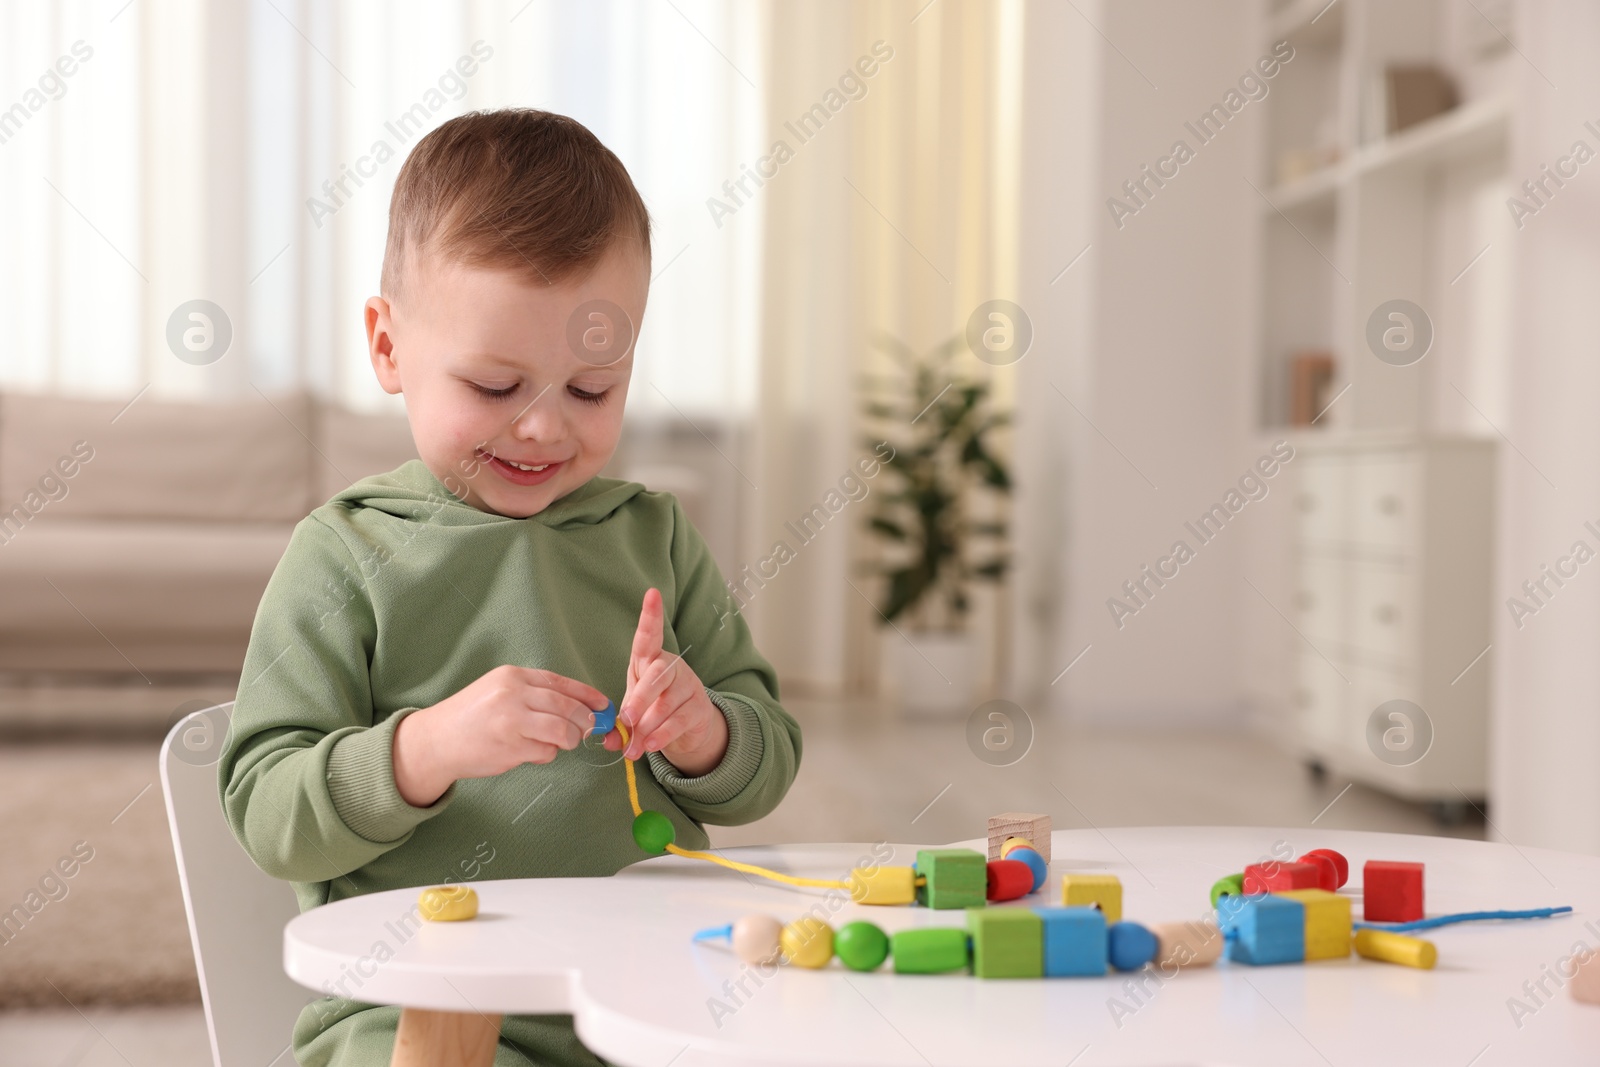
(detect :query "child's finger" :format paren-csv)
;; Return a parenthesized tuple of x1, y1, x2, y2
(517, 667, 610, 711)
(624, 667, 697, 758)
(622, 651, 683, 725)
(629, 587, 665, 668)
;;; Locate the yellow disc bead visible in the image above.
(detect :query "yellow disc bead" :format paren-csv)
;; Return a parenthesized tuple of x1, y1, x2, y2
(418, 886, 479, 922)
(779, 917, 835, 968)
(1001, 837, 1034, 858)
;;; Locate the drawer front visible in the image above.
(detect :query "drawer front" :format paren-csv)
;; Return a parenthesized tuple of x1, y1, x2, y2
(1295, 456, 1347, 545)
(1350, 561, 1417, 663)
(1350, 453, 1418, 551)
(1296, 650, 1348, 750)
(1350, 666, 1426, 765)
(1294, 556, 1346, 644)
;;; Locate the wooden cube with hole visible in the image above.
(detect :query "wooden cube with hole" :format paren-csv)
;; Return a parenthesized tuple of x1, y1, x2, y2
(1060, 872, 1121, 923)
(914, 848, 988, 910)
(987, 813, 1052, 865)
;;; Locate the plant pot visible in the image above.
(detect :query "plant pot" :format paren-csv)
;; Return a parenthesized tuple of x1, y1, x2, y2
(887, 630, 979, 718)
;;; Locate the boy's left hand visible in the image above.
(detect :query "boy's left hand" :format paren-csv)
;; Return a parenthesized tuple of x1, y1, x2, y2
(605, 587, 728, 776)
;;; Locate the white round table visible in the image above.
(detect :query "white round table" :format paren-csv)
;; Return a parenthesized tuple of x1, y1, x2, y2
(284, 827, 1600, 1066)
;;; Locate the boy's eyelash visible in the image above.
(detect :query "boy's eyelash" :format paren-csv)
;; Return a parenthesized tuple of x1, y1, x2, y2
(468, 382, 611, 405)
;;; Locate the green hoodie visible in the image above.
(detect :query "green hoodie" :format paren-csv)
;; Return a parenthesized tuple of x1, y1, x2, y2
(218, 459, 802, 1067)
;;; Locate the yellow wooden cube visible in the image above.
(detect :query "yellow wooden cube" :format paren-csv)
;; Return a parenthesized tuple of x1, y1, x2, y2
(848, 865, 917, 905)
(418, 885, 478, 922)
(1060, 873, 1121, 923)
(1275, 888, 1351, 960)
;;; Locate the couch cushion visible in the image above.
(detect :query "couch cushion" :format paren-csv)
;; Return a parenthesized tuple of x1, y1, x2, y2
(0, 390, 315, 523)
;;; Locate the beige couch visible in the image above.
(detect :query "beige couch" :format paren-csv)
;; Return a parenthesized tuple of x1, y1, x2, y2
(0, 390, 418, 678)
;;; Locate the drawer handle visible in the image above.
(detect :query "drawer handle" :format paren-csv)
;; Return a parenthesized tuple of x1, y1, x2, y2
(1375, 603, 1398, 624)
(1295, 689, 1312, 708)
(1296, 494, 1317, 513)
(1294, 591, 1313, 611)
(1378, 494, 1401, 515)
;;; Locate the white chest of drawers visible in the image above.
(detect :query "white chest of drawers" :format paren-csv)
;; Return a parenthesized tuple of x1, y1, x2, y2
(1291, 436, 1496, 809)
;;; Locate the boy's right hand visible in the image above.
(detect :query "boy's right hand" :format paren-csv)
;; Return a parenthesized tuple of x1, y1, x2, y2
(392, 665, 610, 807)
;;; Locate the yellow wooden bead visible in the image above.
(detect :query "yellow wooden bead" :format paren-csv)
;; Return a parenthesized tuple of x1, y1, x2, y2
(1061, 873, 1122, 923)
(1001, 837, 1034, 858)
(848, 865, 917, 905)
(780, 917, 834, 968)
(418, 885, 479, 922)
(1275, 888, 1352, 960)
(1354, 928, 1436, 969)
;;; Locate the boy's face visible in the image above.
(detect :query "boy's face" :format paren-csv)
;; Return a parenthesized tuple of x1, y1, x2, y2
(365, 243, 648, 518)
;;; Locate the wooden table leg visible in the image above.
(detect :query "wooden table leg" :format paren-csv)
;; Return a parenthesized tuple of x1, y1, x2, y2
(391, 1007, 502, 1067)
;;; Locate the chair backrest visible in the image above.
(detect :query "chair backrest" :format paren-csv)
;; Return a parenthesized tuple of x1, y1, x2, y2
(160, 704, 308, 1067)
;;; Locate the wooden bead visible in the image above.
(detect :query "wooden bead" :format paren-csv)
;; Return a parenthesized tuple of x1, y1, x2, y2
(1571, 950, 1600, 1003)
(631, 810, 675, 855)
(967, 906, 1044, 978)
(1363, 860, 1424, 922)
(1107, 921, 1158, 971)
(890, 927, 971, 974)
(1060, 873, 1121, 922)
(1006, 847, 1048, 893)
(1304, 848, 1349, 888)
(1243, 861, 1321, 894)
(988, 813, 1052, 865)
(834, 921, 890, 971)
(1354, 928, 1436, 969)
(915, 849, 988, 910)
(848, 865, 917, 905)
(986, 860, 1033, 902)
(1223, 895, 1305, 966)
(1275, 888, 1352, 959)
(1152, 919, 1222, 969)
(1210, 873, 1244, 908)
(1035, 906, 1108, 976)
(779, 917, 834, 968)
(418, 886, 478, 922)
(731, 914, 783, 966)
(1296, 852, 1339, 892)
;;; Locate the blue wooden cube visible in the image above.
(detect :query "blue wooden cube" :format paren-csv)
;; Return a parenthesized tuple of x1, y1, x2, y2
(1034, 906, 1107, 976)
(1224, 894, 1305, 966)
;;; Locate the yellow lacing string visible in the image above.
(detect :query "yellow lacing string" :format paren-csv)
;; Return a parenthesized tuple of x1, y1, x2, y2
(615, 720, 868, 890)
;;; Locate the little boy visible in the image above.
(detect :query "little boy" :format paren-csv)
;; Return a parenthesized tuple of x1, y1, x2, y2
(219, 108, 802, 1066)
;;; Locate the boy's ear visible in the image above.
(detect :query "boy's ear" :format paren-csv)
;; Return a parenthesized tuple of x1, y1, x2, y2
(365, 296, 402, 394)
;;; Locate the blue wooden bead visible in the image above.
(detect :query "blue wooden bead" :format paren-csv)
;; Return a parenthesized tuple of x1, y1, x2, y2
(1107, 921, 1159, 971)
(1007, 847, 1048, 893)
(591, 700, 617, 734)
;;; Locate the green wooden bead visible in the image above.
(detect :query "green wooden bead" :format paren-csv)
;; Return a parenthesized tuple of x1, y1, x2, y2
(834, 921, 890, 971)
(1210, 872, 1245, 908)
(967, 906, 1044, 978)
(914, 848, 988, 910)
(632, 810, 675, 854)
(890, 927, 971, 974)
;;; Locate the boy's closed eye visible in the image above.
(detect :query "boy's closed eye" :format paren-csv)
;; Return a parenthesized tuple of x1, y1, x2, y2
(465, 380, 613, 405)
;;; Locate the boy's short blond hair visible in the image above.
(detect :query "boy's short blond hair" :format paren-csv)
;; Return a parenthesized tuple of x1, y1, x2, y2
(380, 108, 652, 302)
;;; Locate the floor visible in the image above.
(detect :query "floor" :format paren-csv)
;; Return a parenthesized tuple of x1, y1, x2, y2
(0, 698, 1483, 1067)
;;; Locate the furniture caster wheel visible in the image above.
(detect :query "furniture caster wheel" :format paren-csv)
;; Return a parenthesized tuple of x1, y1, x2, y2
(1304, 759, 1327, 783)
(1429, 800, 1468, 827)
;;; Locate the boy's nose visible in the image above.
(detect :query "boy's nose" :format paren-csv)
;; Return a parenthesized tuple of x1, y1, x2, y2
(509, 395, 568, 441)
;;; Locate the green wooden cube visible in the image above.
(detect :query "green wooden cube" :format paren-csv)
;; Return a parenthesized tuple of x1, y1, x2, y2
(914, 848, 987, 910)
(967, 907, 1044, 978)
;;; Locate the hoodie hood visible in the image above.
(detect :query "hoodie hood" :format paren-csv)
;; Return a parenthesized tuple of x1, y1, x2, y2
(327, 459, 648, 529)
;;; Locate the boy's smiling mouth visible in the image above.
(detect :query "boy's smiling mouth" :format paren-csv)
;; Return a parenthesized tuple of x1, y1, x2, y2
(477, 447, 565, 486)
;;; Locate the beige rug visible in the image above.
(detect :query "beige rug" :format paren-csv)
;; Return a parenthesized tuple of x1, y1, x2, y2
(0, 740, 199, 1008)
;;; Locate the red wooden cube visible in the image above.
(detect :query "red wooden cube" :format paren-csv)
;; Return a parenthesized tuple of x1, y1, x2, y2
(1243, 861, 1321, 895)
(1363, 861, 1424, 922)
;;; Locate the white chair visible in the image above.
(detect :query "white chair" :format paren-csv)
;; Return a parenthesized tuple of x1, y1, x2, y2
(160, 703, 309, 1067)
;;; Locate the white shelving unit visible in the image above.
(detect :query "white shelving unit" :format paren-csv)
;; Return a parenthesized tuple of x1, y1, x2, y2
(1250, 0, 1517, 816)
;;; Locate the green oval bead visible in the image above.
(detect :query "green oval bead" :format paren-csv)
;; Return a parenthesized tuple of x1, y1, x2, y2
(632, 810, 675, 854)
(834, 921, 890, 971)
(1210, 873, 1245, 909)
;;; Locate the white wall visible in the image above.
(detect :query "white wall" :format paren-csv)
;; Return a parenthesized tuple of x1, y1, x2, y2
(1019, 0, 1264, 726)
(1490, 0, 1600, 852)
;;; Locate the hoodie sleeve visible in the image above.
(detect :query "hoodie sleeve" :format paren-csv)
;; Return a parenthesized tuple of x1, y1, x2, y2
(218, 514, 457, 883)
(643, 495, 803, 825)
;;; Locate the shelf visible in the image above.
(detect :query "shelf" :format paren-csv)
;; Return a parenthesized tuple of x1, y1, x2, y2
(1353, 94, 1510, 177)
(1260, 94, 1510, 214)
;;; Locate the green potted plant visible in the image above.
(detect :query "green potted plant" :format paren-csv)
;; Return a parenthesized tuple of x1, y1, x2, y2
(859, 334, 1013, 715)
